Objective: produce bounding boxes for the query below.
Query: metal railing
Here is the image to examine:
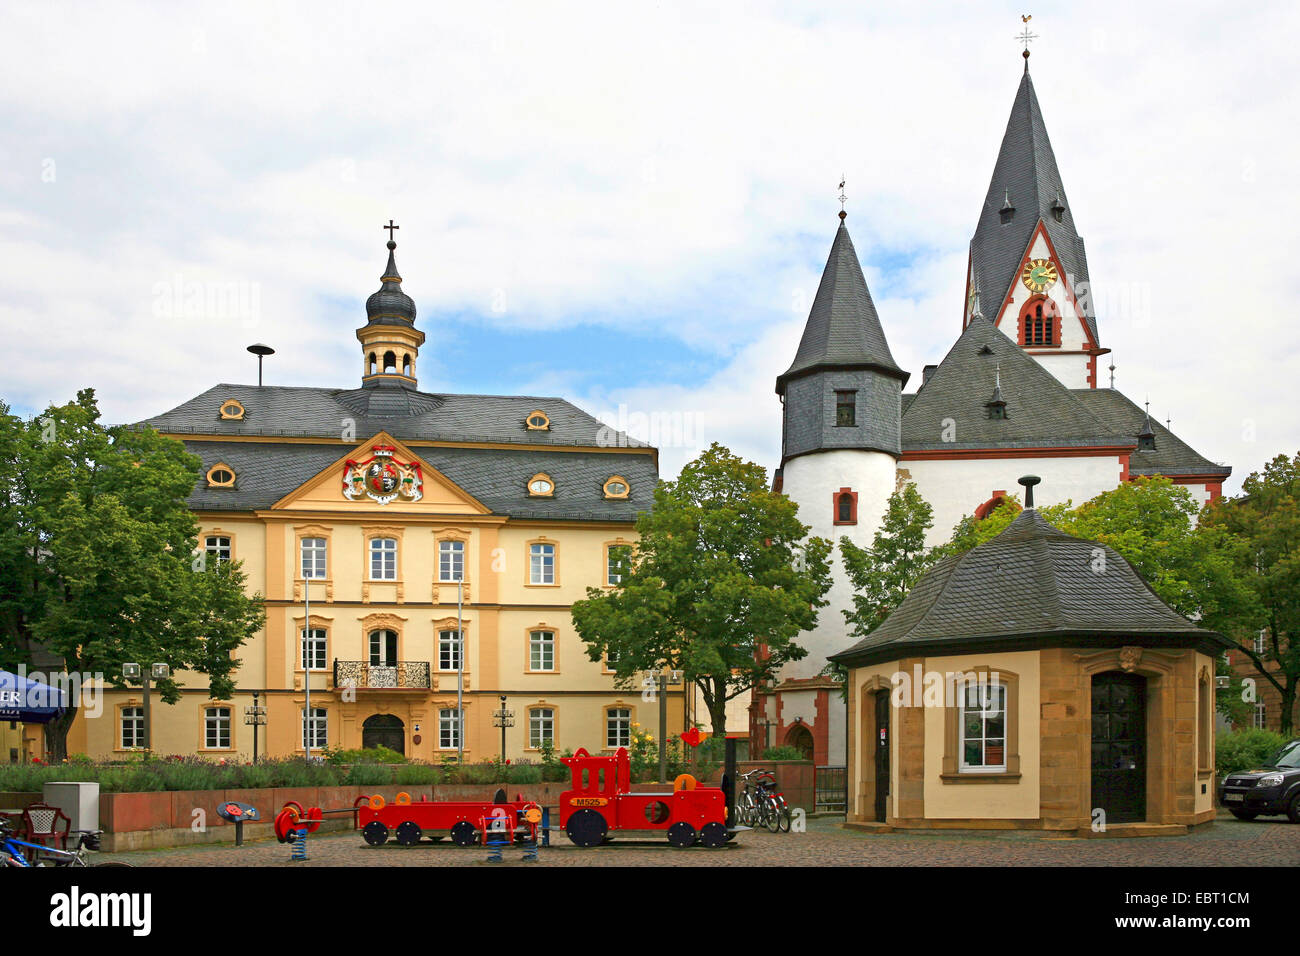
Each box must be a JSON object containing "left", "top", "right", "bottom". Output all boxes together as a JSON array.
[
  {"left": 814, "top": 765, "right": 847, "bottom": 814},
  {"left": 332, "top": 660, "right": 431, "bottom": 690}
]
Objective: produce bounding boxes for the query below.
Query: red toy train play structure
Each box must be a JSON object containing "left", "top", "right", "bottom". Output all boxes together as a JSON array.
[
  {"left": 290, "top": 745, "right": 737, "bottom": 850},
  {"left": 559, "top": 747, "right": 732, "bottom": 847}
]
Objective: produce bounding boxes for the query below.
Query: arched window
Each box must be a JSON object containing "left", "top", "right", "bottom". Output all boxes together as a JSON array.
[
  {"left": 1018, "top": 296, "right": 1059, "bottom": 347},
  {"left": 368, "top": 353, "right": 377, "bottom": 375},
  {"left": 402, "top": 354, "right": 411, "bottom": 376},
  {"left": 833, "top": 487, "right": 857, "bottom": 526},
  {"left": 383, "top": 351, "right": 397, "bottom": 374},
  {"left": 974, "top": 492, "right": 1007, "bottom": 520}
]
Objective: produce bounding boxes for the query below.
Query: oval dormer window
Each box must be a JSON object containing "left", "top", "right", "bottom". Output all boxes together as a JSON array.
[
  {"left": 207, "top": 464, "right": 236, "bottom": 487},
  {"left": 528, "top": 474, "right": 554, "bottom": 497},
  {"left": 526, "top": 410, "right": 550, "bottom": 431},
  {"left": 603, "top": 476, "right": 630, "bottom": 499},
  {"left": 219, "top": 399, "right": 245, "bottom": 421}
]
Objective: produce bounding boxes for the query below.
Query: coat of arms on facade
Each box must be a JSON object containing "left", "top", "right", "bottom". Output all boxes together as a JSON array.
[
  {"left": 342, "top": 445, "right": 423, "bottom": 505},
  {"left": 1118, "top": 646, "right": 1143, "bottom": 673}
]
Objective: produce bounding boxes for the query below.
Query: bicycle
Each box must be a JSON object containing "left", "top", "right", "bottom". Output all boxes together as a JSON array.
[
  {"left": 1, "top": 820, "right": 133, "bottom": 867},
  {"left": 739, "top": 769, "right": 792, "bottom": 833}
]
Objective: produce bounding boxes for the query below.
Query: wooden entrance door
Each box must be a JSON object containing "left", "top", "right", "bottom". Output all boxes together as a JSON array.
[
  {"left": 874, "top": 691, "right": 890, "bottom": 823},
  {"left": 1091, "top": 672, "right": 1146, "bottom": 824},
  {"left": 362, "top": 713, "right": 405, "bottom": 755}
]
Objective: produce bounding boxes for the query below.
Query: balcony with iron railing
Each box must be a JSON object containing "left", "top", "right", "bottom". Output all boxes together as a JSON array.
[{"left": 332, "top": 660, "right": 431, "bottom": 690}]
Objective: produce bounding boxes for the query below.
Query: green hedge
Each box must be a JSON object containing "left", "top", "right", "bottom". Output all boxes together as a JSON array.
[
  {"left": 0, "top": 755, "right": 565, "bottom": 793},
  {"left": 1216, "top": 729, "right": 1289, "bottom": 777}
]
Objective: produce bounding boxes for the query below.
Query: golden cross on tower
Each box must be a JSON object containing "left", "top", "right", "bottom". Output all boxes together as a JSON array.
[
  {"left": 1017, "top": 14, "right": 1037, "bottom": 69},
  {"left": 383, "top": 219, "right": 400, "bottom": 242}
]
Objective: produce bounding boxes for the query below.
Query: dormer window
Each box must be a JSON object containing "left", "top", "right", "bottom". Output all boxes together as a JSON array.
[
  {"left": 603, "top": 476, "right": 630, "bottom": 499},
  {"left": 526, "top": 410, "right": 550, "bottom": 431},
  {"left": 1137, "top": 433, "right": 1156, "bottom": 451},
  {"left": 987, "top": 402, "right": 1008, "bottom": 421},
  {"left": 999, "top": 190, "right": 1015, "bottom": 225},
  {"left": 206, "top": 463, "right": 236, "bottom": 487},
  {"left": 528, "top": 473, "right": 555, "bottom": 497},
  {"left": 218, "top": 399, "right": 245, "bottom": 421}
]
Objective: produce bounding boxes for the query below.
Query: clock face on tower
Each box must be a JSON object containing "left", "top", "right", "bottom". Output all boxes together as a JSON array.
[{"left": 1021, "top": 258, "right": 1058, "bottom": 294}]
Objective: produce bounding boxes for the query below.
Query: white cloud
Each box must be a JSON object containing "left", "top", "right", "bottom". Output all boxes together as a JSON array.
[{"left": 0, "top": 2, "right": 1294, "bottom": 492}]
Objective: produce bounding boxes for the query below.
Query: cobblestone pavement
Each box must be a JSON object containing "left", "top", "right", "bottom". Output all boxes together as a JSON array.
[{"left": 102, "top": 813, "right": 1300, "bottom": 867}]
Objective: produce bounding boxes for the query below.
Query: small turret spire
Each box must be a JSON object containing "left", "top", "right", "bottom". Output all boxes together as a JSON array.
[
  {"left": 1138, "top": 399, "right": 1156, "bottom": 450},
  {"left": 356, "top": 221, "right": 425, "bottom": 388},
  {"left": 838, "top": 175, "right": 847, "bottom": 222}
]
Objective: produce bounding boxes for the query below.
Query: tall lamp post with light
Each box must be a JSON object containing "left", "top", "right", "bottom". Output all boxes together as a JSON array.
[
  {"left": 643, "top": 667, "right": 683, "bottom": 784},
  {"left": 492, "top": 695, "right": 514, "bottom": 763},
  {"left": 122, "top": 663, "right": 170, "bottom": 752},
  {"left": 244, "top": 691, "right": 267, "bottom": 764}
]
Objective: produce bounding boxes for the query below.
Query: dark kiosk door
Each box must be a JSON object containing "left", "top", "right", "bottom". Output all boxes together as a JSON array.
[
  {"left": 1091, "top": 672, "right": 1146, "bottom": 824},
  {"left": 874, "top": 691, "right": 890, "bottom": 823}
]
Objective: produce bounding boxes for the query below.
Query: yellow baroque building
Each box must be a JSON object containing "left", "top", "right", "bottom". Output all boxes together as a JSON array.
[{"left": 67, "top": 235, "right": 685, "bottom": 762}]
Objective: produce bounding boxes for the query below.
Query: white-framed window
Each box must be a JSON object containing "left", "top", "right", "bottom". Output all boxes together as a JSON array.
[
  {"left": 369, "top": 537, "right": 398, "bottom": 580},
  {"left": 529, "top": 708, "right": 554, "bottom": 749},
  {"left": 606, "top": 647, "right": 621, "bottom": 667},
  {"left": 301, "top": 627, "right": 327, "bottom": 671},
  {"left": 439, "top": 539, "right": 465, "bottom": 582},
  {"left": 530, "top": 630, "right": 555, "bottom": 671},
  {"left": 1254, "top": 703, "right": 1267, "bottom": 730},
  {"left": 606, "top": 707, "right": 631, "bottom": 749},
  {"left": 1254, "top": 630, "right": 1267, "bottom": 656},
  {"left": 607, "top": 544, "right": 631, "bottom": 586},
  {"left": 438, "top": 630, "right": 462, "bottom": 671},
  {"left": 205, "top": 535, "right": 231, "bottom": 565},
  {"left": 204, "top": 706, "right": 231, "bottom": 749},
  {"left": 369, "top": 629, "right": 397, "bottom": 667},
  {"left": 960, "top": 682, "right": 1007, "bottom": 771},
  {"left": 301, "top": 537, "right": 327, "bottom": 579},
  {"left": 529, "top": 543, "right": 555, "bottom": 585},
  {"left": 439, "top": 708, "right": 461, "bottom": 750},
  {"left": 302, "top": 707, "right": 328, "bottom": 750},
  {"left": 121, "top": 706, "right": 144, "bottom": 749}
]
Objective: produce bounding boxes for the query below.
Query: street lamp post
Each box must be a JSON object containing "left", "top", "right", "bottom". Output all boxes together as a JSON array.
[
  {"left": 645, "top": 667, "right": 684, "bottom": 784},
  {"left": 123, "top": 663, "right": 170, "bottom": 752},
  {"left": 456, "top": 578, "right": 464, "bottom": 763},
  {"left": 492, "top": 695, "right": 514, "bottom": 763},
  {"left": 244, "top": 691, "right": 267, "bottom": 764}
]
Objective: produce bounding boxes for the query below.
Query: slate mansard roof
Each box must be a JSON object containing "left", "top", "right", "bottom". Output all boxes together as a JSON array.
[
  {"left": 145, "top": 384, "right": 655, "bottom": 522},
  {"left": 830, "top": 508, "right": 1229, "bottom": 667},
  {"left": 776, "top": 220, "right": 908, "bottom": 393},
  {"left": 969, "top": 70, "right": 1099, "bottom": 346}
]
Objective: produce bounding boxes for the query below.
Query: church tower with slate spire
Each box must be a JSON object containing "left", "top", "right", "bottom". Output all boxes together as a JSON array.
[
  {"left": 765, "top": 212, "right": 908, "bottom": 764},
  {"left": 963, "top": 64, "right": 1110, "bottom": 389}
]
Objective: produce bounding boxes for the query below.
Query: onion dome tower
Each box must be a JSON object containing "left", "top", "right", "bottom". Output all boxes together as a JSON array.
[{"left": 357, "top": 222, "right": 425, "bottom": 388}]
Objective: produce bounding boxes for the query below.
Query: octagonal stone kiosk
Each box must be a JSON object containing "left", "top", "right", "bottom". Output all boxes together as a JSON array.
[{"left": 830, "top": 504, "right": 1230, "bottom": 835}]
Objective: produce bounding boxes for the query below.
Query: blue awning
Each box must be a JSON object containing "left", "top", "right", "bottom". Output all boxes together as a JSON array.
[{"left": 0, "top": 670, "right": 68, "bottom": 724}]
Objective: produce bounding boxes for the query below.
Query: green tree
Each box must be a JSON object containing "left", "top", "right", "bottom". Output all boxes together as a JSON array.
[
  {"left": 570, "top": 443, "right": 833, "bottom": 739},
  {"left": 839, "top": 482, "right": 939, "bottom": 639},
  {"left": 1203, "top": 454, "right": 1300, "bottom": 735},
  {"left": 0, "top": 390, "right": 265, "bottom": 759}
]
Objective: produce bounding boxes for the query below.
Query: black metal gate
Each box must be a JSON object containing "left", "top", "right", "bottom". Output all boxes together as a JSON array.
[{"left": 815, "top": 765, "right": 847, "bottom": 814}]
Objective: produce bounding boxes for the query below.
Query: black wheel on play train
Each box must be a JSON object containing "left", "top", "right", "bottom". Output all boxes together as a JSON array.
[
  {"left": 450, "top": 821, "right": 479, "bottom": 846},
  {"left": 698, "top": 822, "right": 728, "bottom": 848},
  {"left": 362, "top": 821, "right": 389, "bottom": 846},
  {"left": 666, "top": 821, "right": 697, "bottom": 848},
  {"left": 395, "top": 821, "right": 423, "bottom": 846},
  {"left": 564, "top": 809, "right": 609, "bottom": 848}
]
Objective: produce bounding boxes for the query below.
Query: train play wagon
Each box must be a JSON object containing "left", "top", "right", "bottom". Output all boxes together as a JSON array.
[
  {"left": 356, "top": 790, "right": 541, "bottom": 847},
  {"left": 559, "top": 747, "right": 733, "bottom": 848}
]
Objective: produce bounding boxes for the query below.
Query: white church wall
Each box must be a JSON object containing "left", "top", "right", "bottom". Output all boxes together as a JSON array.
[
  {"left": 904, "top": 453, "right": 1125, "bottom": 548},
  {"left": 782, "top": 450, "right": 897, "bottom": 679},
  {"left": 1030, "top": 351, "right": 1092, "bottom": 389}
]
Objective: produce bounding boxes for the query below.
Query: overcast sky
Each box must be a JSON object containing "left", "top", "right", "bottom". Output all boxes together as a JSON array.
[{"left": 1, "top": 1, "right": 1294, "bottom": 494}]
